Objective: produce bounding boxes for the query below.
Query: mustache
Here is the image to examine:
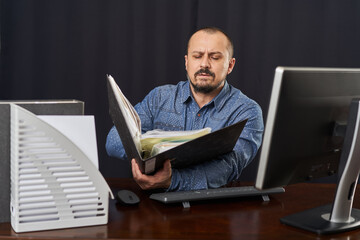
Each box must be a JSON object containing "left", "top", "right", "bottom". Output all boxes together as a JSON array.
[{"left": 194, "top": 68, "right": 215, "bottom": 77}]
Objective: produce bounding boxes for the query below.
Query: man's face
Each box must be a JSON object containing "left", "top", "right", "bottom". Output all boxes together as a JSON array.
[{"left": 185, "top": 31, "right": 235, "bottom": 94}]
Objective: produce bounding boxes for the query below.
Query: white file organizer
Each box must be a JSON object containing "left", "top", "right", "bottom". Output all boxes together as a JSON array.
[{"left": 10, "top": 104, "right": 113, "bottom": 233}]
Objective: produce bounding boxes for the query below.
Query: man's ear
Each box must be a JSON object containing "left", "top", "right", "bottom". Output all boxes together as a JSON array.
[
  {"left": 227, "top": 58, "right": 236, "bottom": 75},
  {"left": 184, "top": 55, "right": 188, "bottom": 70}
]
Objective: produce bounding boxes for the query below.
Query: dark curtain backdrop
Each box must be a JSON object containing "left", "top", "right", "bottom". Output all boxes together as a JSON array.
[{"left": 1, "top": 0, "right": 360, "bottom": 180}]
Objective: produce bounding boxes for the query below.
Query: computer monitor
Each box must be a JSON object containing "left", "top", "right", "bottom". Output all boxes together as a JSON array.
[{"left": 255, "top": 67, "right": 360, "bottom": 234}]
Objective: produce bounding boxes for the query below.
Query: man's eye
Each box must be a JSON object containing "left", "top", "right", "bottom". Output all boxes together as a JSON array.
[
  {"left": 211, "top": 56, "right": 221, "bottom": 60},
  {"left": 193, "top": 55, "right": 202, "bottom": 59}
]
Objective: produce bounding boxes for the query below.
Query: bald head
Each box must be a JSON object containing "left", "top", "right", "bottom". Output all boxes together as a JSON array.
[{"left": 187, "top": 27, "right": 234, "bottom": 59}]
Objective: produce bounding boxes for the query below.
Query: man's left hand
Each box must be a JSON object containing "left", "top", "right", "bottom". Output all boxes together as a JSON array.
[{"left": 131, "top": 158, "right": 172, "bottom": 190}]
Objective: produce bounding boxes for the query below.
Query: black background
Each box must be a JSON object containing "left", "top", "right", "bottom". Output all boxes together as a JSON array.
[{"left": 1, "top": 0, "right": 360, "bottom": 180}]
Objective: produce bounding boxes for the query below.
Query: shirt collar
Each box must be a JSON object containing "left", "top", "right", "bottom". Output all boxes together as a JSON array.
[
  {"left": 181, "top": 80, "right": 231, "bottom": 111},
  {"left": 181, "top": 81, "right": 193, "bottom": 103},
  {"left": 212, "top": 81, "right": 230, "bottom": 111}
]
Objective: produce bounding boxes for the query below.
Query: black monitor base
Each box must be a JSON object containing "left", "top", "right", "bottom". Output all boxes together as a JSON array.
[{"left": 281, "top": 204, "right": 360, "bottom": 235}]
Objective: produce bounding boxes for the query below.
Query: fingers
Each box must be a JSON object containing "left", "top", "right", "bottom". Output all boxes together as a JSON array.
[
  {"left": 131, "top": 159, "right": 147, "bottom": 189},
  {"left": 161, "top": 160, "right": 172, "bottom": 188},
  {"left": 131, "top": 158, "right": 172, "bottom": 190},
  {"left": 163, "top": 159, "right": 171, "bottom": 171},
  {"left": 131, "top": 158, "right": 141, "bottom": 179},
  {"left": 131, "top": 159, "right": 152, "bottom": 189}
]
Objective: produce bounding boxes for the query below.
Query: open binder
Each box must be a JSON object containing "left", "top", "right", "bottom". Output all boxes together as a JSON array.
[
  {"left": 107, "top": 75, "right": 247, "bottom": 174},
  {"left": 10, "top": 104, "right": 113, "bottom": 233}
]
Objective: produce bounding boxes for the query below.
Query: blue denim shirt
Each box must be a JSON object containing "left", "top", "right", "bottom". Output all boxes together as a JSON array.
[{"left": 106, "top": 80, "right": 264, "bottom": 191}]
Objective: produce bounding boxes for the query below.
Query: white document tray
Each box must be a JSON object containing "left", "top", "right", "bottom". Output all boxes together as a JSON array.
[{"left": 10, "top": 104, "right": 113, "bottom": 233}]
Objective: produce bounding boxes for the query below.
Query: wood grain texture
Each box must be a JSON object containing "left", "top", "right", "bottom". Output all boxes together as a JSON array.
[{"left": 1, "top": 178, "right": 360, "bottom": 240}]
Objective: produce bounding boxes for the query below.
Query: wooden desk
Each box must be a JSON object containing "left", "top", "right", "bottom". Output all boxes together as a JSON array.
[{"left": 1, "top": 178, "right": 360, "bottom": 240}]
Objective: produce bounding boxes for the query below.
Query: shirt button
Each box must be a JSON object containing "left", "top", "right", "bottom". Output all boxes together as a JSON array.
[{"left": 197, "top": 113, "right": 201, "bottom": 117}]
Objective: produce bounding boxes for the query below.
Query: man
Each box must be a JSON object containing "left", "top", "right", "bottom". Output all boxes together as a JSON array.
[{"left": 106, "top": 27, "right": 264, "bottom": 191}]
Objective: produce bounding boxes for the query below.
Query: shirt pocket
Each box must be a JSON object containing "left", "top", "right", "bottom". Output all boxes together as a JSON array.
[{"left": 153, "top": 111, "right": 184, "bottom": 131}]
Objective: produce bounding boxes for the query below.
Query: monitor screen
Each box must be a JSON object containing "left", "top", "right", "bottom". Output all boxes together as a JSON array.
[
  {"left": 256, "top": 67, "right": 360, "bottom": 189},
  {"left": 254, "top": 66, "right": 360, "bottom": 234}
]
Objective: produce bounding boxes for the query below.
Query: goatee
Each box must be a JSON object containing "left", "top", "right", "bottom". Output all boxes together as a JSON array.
[{"left": 187, "top": 74, "right": 225, "bottom": 94}]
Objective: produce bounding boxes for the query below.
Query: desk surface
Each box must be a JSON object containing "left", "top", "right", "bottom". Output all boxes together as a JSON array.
[{"left": 1, "top": 178, "right": 360, "bottom": 240}]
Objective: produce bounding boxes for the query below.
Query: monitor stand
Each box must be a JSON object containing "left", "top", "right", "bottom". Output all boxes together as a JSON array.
[{"left": 281, "top": 99, "right": 360, "bottom": 235}]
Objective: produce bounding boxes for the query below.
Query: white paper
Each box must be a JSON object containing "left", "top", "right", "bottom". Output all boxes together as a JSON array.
[
  {"left": 107, "top": 75, "right": 142, "bottom": 155},
  {"left": 38, "top": 115, "right": 99, "bottom": 169}
]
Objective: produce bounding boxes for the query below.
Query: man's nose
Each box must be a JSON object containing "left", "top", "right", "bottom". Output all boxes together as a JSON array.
[{"left": 200, "top": 56, "right": 210, "bottom": 68}]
